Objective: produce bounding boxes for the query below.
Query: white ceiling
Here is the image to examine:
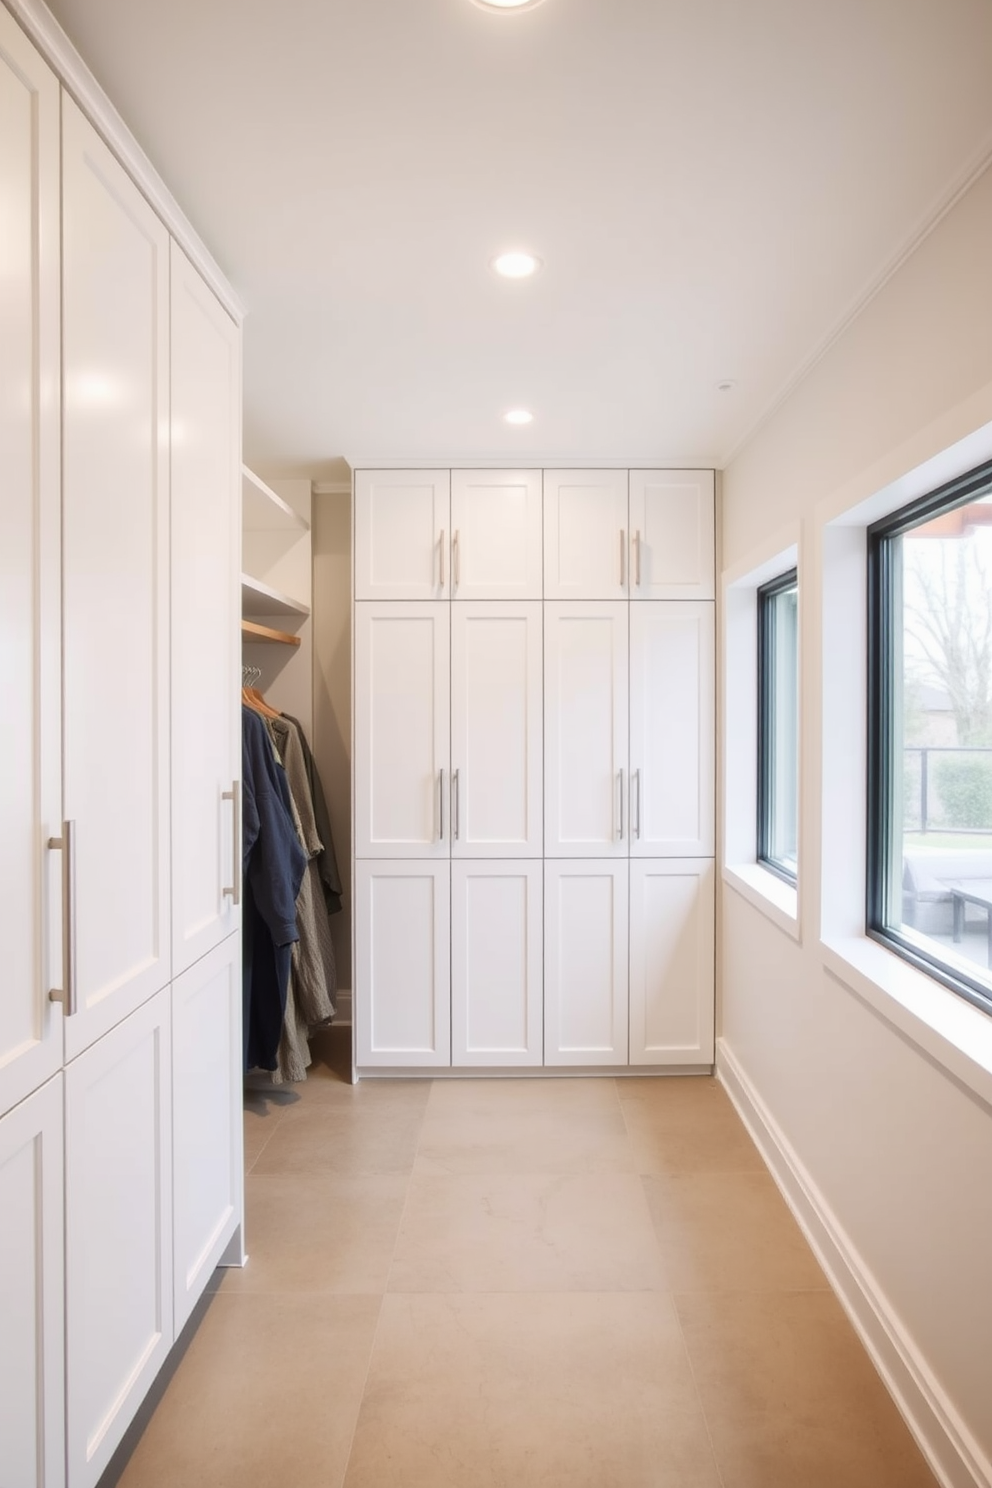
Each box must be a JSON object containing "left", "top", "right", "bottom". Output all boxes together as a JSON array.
[{"left": 43, "top": 0, "right": 992, "bottom": 479}]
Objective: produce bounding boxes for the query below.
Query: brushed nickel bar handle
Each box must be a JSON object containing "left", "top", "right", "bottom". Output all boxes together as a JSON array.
[
  {"left": 634, "top": 530, "right": 642, "bottom": 588},
  {"left": 222, "top": 782, "right": 241, "bottom": 905},
  {"left": 439, "top": 529, "right": 446, "bottom": 591},
  {"left": 634, "top": 768, "right": 642, "bottom": 840},
  {"left": 453, "top": 530, "right": 460, "bottom": 592},
  {"left": 620, "top": 529, "right": 626, "bottom": 588},
  {"left": 48, "top": 820, "right": 77, "bottom": 1016},
  {"left": 453, "top": 768, "right": 460, "bottom": 840}
]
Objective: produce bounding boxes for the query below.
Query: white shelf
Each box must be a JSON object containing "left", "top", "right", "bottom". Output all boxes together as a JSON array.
[
  {"left": 241, "top": 573, "right": 310, "bottom": 618},
  {"left": 242, "top": 466, "right": 309, "bottom": 533}
]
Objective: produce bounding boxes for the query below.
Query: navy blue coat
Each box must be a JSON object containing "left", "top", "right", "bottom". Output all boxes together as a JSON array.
[{"left": 241, "top": 705, "right": 306, "bottom": 1071}]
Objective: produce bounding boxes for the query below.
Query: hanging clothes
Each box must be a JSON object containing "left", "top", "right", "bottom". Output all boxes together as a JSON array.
[
  {"left": 241, "top": 704, "right": 307, "bottom": 1072},
  {"left": 280, "top": 712, "right": 344, "bottom": 915}
]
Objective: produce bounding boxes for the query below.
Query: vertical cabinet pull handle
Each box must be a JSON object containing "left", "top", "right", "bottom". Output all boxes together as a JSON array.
[
  {"left": 617, "top": 770, "right": 625, "bottom": 840},
  {"left": 222, "top": 782, "right": 241, "bottom": 905},
  {"left": 634, "top": 530, "right": 642, "bottom": 588},
  {"left": 48, "top": 821, "right": 78, "bottom": 1016},
  {"left": 439, "top": 529, "right": 446, "bottom": 590},
  {"left": 634, "top": 768, "right": 642, "bottom": 839},
  {"left": 453, "top": 530, "right": 461, "bottom": 591},
  {"left": 619, "top": 529, "right": 626, "bottom": 588},
  {"left": 438, "top": 769, "right": 445, "bottom": 841},
  {"left": 453, "top": 768, "right": 460, "bottom": 840}
]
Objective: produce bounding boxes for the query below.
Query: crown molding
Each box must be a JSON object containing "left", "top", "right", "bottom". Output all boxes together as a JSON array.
[
  {"left": 5, "top": 0, "right": 246, "bottom": 324},
  {"left": 312, "top": 481, "right": 352, "bottom": 497}
]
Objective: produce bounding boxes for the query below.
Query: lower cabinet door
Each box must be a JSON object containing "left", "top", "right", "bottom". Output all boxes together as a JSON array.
[
  {"left": 452, "top": 860, "right": 543, "bottom": 1067},
  {"left": 355, "top": 860, "right": 451, "bottom": 1068},
  {"left": 0, "top": 1076, "right": 65, "bottom": 1488},
  {"left": 65, "top": 988, "right": 173, "bottom": 1488},
  {"left": 544, "top": 860, "right": 628, "bottom": 1066},
  {"left": 629, "top": 859, "right": 714, "bottom": 1066},
  {"left": 172, "top": 933, "right": 243, "bottom": 1333}
]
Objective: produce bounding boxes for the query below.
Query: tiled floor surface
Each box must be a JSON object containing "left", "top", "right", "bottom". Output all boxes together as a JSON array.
[{"left": 108, "top": 1027, "right": 937, "bottom": 1488}]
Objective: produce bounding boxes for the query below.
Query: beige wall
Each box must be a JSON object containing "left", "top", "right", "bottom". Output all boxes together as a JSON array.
[
  {"left": 312, "top": 489, "right": 352, "bottom": 1004},
  {"left": 721, "top": 162, "right": 992, "bottom": 1480}
]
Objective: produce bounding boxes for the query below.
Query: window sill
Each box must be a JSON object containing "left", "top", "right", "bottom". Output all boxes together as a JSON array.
[
  {"left": 723, "top": 863, "right": 800, "bottom": 941},
  {"left": 821, "top": 934, "right": 992, "bottom": 1113}
]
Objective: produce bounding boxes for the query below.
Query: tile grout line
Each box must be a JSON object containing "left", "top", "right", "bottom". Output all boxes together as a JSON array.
[
  {"left": 335, "top": 1081, "right": 434, "bottom": 1488},
  {"left": 665, "top": 1276, "right": 730, "bottom": 1488}
]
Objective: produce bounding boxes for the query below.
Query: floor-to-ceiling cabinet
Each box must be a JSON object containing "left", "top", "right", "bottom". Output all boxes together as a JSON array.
[
  {"left": 0, "top": 6, "right": 243, "bottom": 1484},
  {"left": 353, "top": 467, "right": 715, "bottom": 1075}
]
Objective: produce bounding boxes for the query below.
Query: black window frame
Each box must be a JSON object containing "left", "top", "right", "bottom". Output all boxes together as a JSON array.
[
  {"left": 867, "top": 456, "right": 992, "bottom": 1018},
  {"left": 757, "top": 567, "right": 799, "bottom": 886}
]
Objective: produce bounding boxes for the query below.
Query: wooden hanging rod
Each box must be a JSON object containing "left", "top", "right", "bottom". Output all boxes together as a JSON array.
[{"left": 241, "top": 619, "right": 302, "bottom": 647}]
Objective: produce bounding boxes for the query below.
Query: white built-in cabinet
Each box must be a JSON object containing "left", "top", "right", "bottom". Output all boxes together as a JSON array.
[
  {"left": 0, "top": 7, "right": 243, "bottom": 1484},
  {"left": 353, "top": 467, "right": 715, "bottom": 1073}
]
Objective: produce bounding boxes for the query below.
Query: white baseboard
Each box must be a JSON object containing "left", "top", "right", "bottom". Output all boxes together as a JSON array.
[{"left": 716, "top": 1038, "right": 991, "bottom": 1488}]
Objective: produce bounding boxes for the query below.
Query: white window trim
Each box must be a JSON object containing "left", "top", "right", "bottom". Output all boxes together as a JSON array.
[
  {"left": 817, "top": 413, "right": 992, "bottom": 1110},
  {"left": 722, "top": 528, "right": 801, "bottom": 940}
]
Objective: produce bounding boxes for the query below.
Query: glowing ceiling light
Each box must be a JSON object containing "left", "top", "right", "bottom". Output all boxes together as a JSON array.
[
  {"left": 504, "top": 409, "right": 534, "bottom": 425},
  {"left": 492, "top": 250, "right": 543, "bottom": 279}
]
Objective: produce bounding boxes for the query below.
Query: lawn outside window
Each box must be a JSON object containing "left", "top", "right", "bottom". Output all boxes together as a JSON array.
[{"left": 867, "top": 457, "right": 992, "bottom": 1017}]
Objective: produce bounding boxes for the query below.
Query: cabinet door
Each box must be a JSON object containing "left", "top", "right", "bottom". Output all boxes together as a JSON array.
[
  {"left": 629, "top": 860, "right": 714, "bottom": 1066},
  {"left": 172, "top": 934, "right": 243, "bottom": 1333},
  {"left": 355, "top": 603, "right": 450, "bottom": 858},
  {"left": 543, "top": 469, "right": 628, "bottom": 599},
  {"left": 355, "top": 469, "right": 450, "bottom": 599},
  {"left": 170, "top": 243, "right": 242, "bottom": 975},
  {"left": 355, "top": 861, "right": 450, "bottom": 1068},
  {"left": 630, "top": 602, "right": 715, "bottom": 857},
  {"left": 452, "top": 861, "right": 542, "bottom": 1067},
  {"left": 62, "top": 97, "right": 171, "bottom": 1062},
  {"left": 450, "top": 469, "right": 542, "bottom": 599},
  {"left": 0, "top": 1077, "right": 65, "bottom": 1488},
  {"left": 451, "top": 603, "right": 542, "bottom": 857},
  {"left": 545, "top": 603, "right": 629, "bottom": 857},
  {"left": 65, "top": 988, "right": 173, "bottom": 1488},
  {"left": 0, "top": 13, "right": 62, "bottom": 1119},
  {"left": 629, "top": 470, "right": 715, "bottom": 600},
  {"left": 544, "top": 860, "right": 628, "bottom": 1066}
]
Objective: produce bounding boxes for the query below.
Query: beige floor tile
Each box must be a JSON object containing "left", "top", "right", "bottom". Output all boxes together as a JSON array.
[
  {"left": 218, "top": 1173, "right": 408, "bottom": 1294},
  {"left": 675, "top": 1291, "right": 937, "bottom": 1487},
  {"left": 115, "top": 1293, "right": 381, "bottom": 1488},
  {"left": 622, "top": 1083, "right": 765, "bottom": 1174},
  {"left": 252, "top": 1104, "right": 425, "bottom": 1176},
  {"left": 426, "top": 1075, "right": 621, "bottom": 1117},
  {"left": 389, "top": 1171, "right": 668, "bottom": 1292},
  {"left": 343, "top": 1292, "right": 722, "bottom": 1488},
  {"left": 643, "top": 1171, "right": 829, "bottom": 1292},
  {"left": 415, "top": 1105, "right": 636, "bottom": 1176}
]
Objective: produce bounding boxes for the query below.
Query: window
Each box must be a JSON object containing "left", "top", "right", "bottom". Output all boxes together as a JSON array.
[
  {"left": 868, "top": 458, "right": 992, "bottom": 1016},
  {"left": 757, "top": 569, "right": 798, "bottom": 884}
]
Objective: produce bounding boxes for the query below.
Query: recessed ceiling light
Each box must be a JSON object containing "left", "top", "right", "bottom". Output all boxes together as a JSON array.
[
  {"left": 473, "top": 0, "right": 546, "bottom": 10},
  {"left": 492, "top": 250, "right": 543, "bottom": 279},
  {"left": 504, "top": 409, "right": 534, "bottom": 425}
]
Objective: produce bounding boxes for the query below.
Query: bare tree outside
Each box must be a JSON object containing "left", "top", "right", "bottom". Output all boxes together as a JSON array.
[{"left": 904, "top": 527, "right": 992, "bottom": 747}]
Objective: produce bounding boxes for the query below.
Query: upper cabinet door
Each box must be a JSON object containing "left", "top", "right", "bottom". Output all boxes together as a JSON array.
[
  {"left": 62, "top": 98, "right": 172, "bottom": 1062},
  {"left": 170, "top": 244, "right": 242, "bottom": 977},
  {"left": 630, "top": 602, "right": 715, "bottom": 857},
  {"left": 450, "top": 470, "right": 542, "bottom": 599},
  {"left": 0, "top": 15, "right": 62, "bottom": 1121},
  {"left": 629, "top": 470, "right": 715, "bottom": 600},
  {"left": 544, "top": 470, "right": 628, "bottom": 600},
  {"left": 451, "top": 603, "right": 542, "bottom": 858},
  {"left": 545, "top": 603, "right": 629, "bottom": 857},
  {"left": 354, "top": 603, "right": 451, "bottom": 858},
  {"left": 355, "top": 469, "right": 450, "bottom": 600}
]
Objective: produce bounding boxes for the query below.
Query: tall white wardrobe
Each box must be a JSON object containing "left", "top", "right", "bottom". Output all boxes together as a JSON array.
[
  {"left": 353, "top": 468, "right": 715, "bottom": 1075},
  {"left": 0, "top": 5, "right": 243, "bottom": 1485}
]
